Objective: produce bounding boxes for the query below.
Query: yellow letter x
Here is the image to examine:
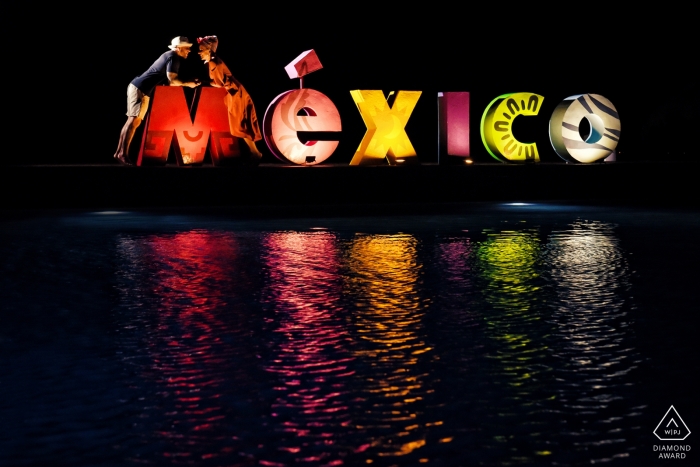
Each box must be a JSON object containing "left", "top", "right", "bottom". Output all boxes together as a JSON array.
[{"left": 350, "top": 90, "right": 421, "bottom": 165}]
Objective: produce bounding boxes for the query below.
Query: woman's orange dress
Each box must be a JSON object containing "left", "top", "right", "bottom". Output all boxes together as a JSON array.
[{"left": 208, "top": 57, "right": 262, "bottom": 142}]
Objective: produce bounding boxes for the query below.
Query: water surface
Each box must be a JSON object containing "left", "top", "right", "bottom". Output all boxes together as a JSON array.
[{"left": 1, "top": 204, "right": 698, "bottom": 466}]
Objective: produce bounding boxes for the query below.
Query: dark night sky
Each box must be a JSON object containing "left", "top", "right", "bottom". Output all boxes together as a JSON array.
[{"left": 36, "top": 6, "right": 696, "bottom": 165}]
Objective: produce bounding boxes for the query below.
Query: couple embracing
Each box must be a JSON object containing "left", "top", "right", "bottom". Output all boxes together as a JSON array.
[{"left": 114, "top": 36, "right": 262, "bottom": 166}]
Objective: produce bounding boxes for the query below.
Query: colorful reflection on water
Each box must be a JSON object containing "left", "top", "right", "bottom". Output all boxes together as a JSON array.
[
  {"left": 2, "top": 209, "right": 672, "bottom": 466},
  {"left": 544, "top": 221, "right": 640, "bottom": 464},
  {"left": 344, "top": 235, "right": 438, "bottom": 461},
  {"left": 115, "top": 231, "right": 249, "bottom": 462},
  {"left": 261, "top": 231, "right": 353, "bottom": 465},
  {"left": 474, "top": 230, "right": 555, "bottom": 462}
]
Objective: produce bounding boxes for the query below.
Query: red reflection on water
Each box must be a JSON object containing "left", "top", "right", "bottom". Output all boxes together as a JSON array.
[
  {"left": 261, "top": 231, "right": 354, "bottom": 465},
  {"left": 118, "top": 230, "right": 244, "bottom": 462}
]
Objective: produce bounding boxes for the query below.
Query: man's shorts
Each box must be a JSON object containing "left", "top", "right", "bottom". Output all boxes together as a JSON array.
[{"left": 126, "top": 83, "right": 150, "bottom": 119}]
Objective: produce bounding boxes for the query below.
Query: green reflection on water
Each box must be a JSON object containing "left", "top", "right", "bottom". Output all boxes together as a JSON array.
[
  {"left": 475, "top": 229, "right": 552, "bottom": 462},
  {"left": 476, "top": 231, "right": 546, "bottom": 362}
]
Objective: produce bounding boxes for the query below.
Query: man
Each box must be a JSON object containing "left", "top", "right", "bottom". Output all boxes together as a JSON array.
[{"left": 114, "top": 36, "right": 200, "bottom": 165}]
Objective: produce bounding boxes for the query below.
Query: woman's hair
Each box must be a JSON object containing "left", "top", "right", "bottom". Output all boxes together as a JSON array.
[{"left": 197, "top": 35, "right": 219, "bottom": 53}]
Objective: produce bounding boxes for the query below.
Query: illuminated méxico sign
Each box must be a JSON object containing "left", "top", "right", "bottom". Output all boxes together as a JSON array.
[{"left": 138, "top": 50, "right": 620, "bottom": 166}]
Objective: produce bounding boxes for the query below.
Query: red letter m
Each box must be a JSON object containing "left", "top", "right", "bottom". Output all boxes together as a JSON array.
[{"left": 137, "top": 86, "right": 240, "bottom": 166}]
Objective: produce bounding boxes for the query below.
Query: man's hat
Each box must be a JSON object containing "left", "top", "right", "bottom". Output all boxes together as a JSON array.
[{"left": 168, "top": 36, "right": 193, "bottom": 49}]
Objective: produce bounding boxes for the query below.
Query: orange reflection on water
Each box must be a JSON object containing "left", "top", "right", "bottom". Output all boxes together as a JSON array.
[
  {"left": 261, "top": 231, "right": 354, "bottom": 465},
  {"left": 344, "top": 234, "right": 438, "bottom": 460}
]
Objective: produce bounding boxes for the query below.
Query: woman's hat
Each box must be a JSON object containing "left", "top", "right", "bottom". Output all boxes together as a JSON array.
[{"left": 197, "top": 35, "right": 218, "bottom": 53}]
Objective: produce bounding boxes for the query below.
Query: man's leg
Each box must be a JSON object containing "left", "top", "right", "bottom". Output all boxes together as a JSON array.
[
  {"left": 115, "top": 85, "right": 148, "bottom": 165},
  {"left": 114, "top": 116, "right": 140, "bottom": 165}
]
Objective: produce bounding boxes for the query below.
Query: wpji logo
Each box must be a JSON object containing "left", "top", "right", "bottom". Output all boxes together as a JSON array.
[{"left": 654, "top": 406, "right": 690, "bottom": 441}]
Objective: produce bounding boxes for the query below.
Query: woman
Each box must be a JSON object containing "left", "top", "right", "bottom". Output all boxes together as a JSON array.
[{"left": 197, "top": 35, "right": 263, "bottom": 161}]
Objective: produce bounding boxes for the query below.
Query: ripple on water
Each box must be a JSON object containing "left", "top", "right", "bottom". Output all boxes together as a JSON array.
[{"left": 0, "top": 211, "right": 658, "bottom": 466}]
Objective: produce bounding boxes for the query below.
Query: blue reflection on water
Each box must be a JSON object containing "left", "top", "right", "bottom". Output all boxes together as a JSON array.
[{"left": 0, "top": 205, "right": 698, "bottom": 466}]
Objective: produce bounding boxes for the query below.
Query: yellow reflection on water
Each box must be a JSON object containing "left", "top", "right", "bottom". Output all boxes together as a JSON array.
[
  {"left": 473, "top": 222, "right": 636, "bottom": 464},
  {"left": 477, "top": 231, "right": 541, "bottom": 308},
  {"left": 344, "top": 234, "right": 436, "bottom": 459},
  {"left": 476, "top": 230, "right": 548, "bottom": 393}
]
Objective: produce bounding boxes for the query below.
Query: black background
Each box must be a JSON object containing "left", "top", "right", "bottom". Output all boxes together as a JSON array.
[{"left": 32, "top": 5, "right": 696, "bottom": 165}]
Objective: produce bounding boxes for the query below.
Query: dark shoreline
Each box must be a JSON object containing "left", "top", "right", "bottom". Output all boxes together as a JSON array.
[{"left": 3, "top": 161, "right": 698, "bottom": 212}]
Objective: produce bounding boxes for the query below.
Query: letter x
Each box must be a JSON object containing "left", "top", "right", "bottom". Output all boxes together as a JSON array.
[{"left": 350, "top": 90, "right": 421, "bottom": 165}]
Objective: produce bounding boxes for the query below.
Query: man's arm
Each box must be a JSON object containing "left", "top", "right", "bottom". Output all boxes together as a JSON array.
[{"left": 167, "top": 72, "right": 199, "bottom": 88}]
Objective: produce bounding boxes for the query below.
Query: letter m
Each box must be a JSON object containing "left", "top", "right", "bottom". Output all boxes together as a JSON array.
[{"left": 137, "top": 86, "right": 240, "bottom": 166}]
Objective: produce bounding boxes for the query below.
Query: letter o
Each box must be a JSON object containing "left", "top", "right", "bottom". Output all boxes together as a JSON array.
[{"left": 549, "top": 94, "right": 621, "bottom": 163}]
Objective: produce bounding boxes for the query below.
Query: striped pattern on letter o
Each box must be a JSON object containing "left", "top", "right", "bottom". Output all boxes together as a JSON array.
[{"left": 549, "top": 94, "right": 621, "bottom": 163}]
